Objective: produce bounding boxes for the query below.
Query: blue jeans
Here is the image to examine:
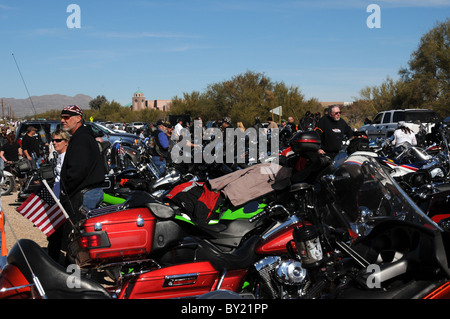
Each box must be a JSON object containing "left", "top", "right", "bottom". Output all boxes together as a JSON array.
[
  {"left": 152, "top": 156, "right": 166, "bottom": 176},
  {"left": 0, "top": 256, "right": 6, "bottom": 270},
  {"left": 82, "top": 188, "right": 104, "bottom": 211}
]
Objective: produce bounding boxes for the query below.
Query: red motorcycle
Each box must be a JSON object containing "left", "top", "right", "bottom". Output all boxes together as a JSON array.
[
  {"left": 3, "top": 139, "right": 450, "bottom": 299},
  {"left": 0, "top": 182, "right": 317, "bottom": 299}
]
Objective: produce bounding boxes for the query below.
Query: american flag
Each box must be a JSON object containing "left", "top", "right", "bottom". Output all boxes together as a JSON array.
[{"left": 16, "top": 187, "right": 67, "bottom": 237}]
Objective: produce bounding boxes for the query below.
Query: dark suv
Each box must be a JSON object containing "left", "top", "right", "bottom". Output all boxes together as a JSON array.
[
  {"left": 16, "top": 120, "right": 141, "bottom": 147},
  {"left": 15, "top": 120, "right": 62, "bottom": 145}
]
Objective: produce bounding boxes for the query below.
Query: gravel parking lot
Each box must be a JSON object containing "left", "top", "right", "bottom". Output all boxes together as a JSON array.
[{"left": 2, "top": 190, "right": 48, "bottom": 253}]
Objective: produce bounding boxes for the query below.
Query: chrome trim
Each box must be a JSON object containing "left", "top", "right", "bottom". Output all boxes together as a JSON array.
[
  {"left": 136, "top": 215, "right": 144, "bottom": 227},
  {"left": 0, "top": 283, "right": 35, "bottom": 293},
  {"left": 163, "top": 273, "right": 199, "bottom": 287},
  {"left": 86, "top": 204, "right": 123, "bottom": 219},
  {"left": 254, "top": 256, "right": 281, "bottom": 272},
  {"left": 261, "top": 215, "right": 300, "bottom": 241},
  {"left": 215, "top": 269, "right": 227, "bottom": 290}
]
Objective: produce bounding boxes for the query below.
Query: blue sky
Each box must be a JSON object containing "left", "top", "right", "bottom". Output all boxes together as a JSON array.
[{"left": 1, "top": 1, "right": 449, "bottom": 108}]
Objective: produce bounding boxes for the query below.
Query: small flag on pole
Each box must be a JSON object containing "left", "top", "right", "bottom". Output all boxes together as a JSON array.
[{"left": 16, "top": 186, "right": 68, "bottom": 237}]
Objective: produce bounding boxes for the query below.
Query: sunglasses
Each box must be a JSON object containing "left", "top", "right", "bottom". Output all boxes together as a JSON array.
[
  {"left": 60, "top": 115, "right": 72, "bottom": 120},
  {"left": 332, "top": 112, "right": 342, "bottom": 115},
  {"left": 52, "top": 139, "right": 66, "bottom": 143}
]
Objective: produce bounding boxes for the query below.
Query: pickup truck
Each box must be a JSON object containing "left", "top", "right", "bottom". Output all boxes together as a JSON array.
[{"left": 360, "top": 109, "right": 439, "bottom": 140}]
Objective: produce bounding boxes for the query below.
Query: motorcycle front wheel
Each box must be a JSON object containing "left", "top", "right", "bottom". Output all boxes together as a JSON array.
[{"left": 0, "top": 175, "right": 15, "bottom": 196}]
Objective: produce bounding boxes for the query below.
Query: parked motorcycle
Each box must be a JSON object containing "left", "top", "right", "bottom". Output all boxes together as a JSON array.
[
  {"left": 2, "top": 158, "right": 56, "bottom": 201},
  {"left": 0, "top": 169, "right": 15, "bottom": 196},
  {"left": 2, "top": 143, "right": 450, "bottom": 299},
  {"left": 0, "top": 134, "right": 320, "bottom": 299}
]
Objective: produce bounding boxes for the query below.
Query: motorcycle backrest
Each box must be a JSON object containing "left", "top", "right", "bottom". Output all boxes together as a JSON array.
[{"left": 122, "top": 191, "right": 175, "bottom": 219}]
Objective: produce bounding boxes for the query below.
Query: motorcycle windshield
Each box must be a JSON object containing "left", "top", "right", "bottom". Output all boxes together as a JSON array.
[{"left": 326, "top": 157, "right": 442, "bottom": 235}]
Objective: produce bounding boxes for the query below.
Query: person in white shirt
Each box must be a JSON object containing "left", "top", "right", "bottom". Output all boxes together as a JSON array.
[
  {"left": 172, "top": 118, "right": 184, "bottom": 141},
  {"left": 47, "top": 129, "right": 70, "bottom": 262},
  {"left": 51, "top": 129, "right": 70, "bottom": 198},
  {"left": 392, "top": 121, "right": 417, "bottom": 147}
]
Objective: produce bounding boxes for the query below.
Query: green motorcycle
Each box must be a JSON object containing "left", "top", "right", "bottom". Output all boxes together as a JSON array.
[{"left": 102, "top": 192, "right": 266, "bottom": 226}]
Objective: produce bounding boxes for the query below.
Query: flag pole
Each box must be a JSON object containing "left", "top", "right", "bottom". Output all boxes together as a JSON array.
[{"left": 41, "top": 179, "right": 74, "bottom": 227}]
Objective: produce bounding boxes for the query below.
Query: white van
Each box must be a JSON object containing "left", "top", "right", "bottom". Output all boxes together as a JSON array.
[{"left": 360, "top": 109, "right": 439, "bottom": 140}]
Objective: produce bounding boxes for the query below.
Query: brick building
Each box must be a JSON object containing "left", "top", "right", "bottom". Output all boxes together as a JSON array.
[{"left": 131, "top": 90, "right": 171, "bottom": 112}]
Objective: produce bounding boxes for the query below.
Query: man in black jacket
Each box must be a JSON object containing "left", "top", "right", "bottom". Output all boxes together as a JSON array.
[
  {"left": 60, "top": 105, "right": 105, "bottom": 223},
  {"left": 314, "top": 105, "right": 353, "bottom": 159}
]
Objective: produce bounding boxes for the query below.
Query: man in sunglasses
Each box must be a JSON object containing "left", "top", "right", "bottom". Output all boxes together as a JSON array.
[
  {"left": 59, "top": 105, "right": 106, "bottom": 225},
  {"left": 314, "top": 105, "right": 353, "bottom": 160}
]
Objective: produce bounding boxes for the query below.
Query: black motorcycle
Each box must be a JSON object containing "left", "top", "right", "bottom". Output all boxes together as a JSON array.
[{"left": 14, "top": 158, "right": 55, "bottom": 201}]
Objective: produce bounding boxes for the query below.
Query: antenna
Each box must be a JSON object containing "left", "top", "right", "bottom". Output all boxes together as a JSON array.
[{"left": 12, "top": 53, "right": 37, "bottom": 117}]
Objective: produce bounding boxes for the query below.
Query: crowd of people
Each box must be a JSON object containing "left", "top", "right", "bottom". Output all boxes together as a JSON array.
[{"left": 0, "top": 103, "right": 355, "bottom": 267}]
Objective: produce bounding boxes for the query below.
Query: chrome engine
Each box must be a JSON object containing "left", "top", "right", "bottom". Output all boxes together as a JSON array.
[{"left": 254, "top": 256, "right": 309, "bottom": 299}]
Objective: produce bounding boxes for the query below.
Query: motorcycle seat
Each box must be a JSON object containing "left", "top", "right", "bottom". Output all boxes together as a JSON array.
[
  {"left": 195, "top": 235, "right": 260, "bottom": 270},
  {"left": 122, "top": 191, "right": 175, "bottom": 219},
  {"left": 7, "top": 239, "right": 111, "bottom": 299}
]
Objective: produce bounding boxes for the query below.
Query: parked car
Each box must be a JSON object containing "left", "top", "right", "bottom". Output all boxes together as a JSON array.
[
  {"left": 127, "top": 122, "right": 145, "bottom": 133},
  {"left": 15, "top": 120, "right": 62, "bottom": 146},
  {"left": 360, "top": 109, "right": 439, "bottom": 140},
  {"left": 86, "top": 122, "right": 141, "bottom": 146},
  {"left": 16, "top": 120, "right": 140, "bottom": 148}
]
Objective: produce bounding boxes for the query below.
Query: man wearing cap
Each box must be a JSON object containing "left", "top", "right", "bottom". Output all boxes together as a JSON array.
[
  {"left": 22, "top": 126, "right": 42, "bottom": 162},
  {"left": 60, "top": 105, "right": 105, "bottom": 223}
]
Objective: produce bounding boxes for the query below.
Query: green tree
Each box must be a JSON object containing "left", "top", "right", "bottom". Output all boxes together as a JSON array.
[
  {"left": 89, "top": 95, "right": 108, "bottom": 110},
  {"left": 98, "top": 100, "right": 121, "bottom": 119},
  {"left": 399, "top": 18, "right": 450, "bottom": 117},
  {"left": 355, "top": 19, "right": 450, "bottom": 122},
  {"left": 169, "top": 71, "right": 313, "bottom": 127}
]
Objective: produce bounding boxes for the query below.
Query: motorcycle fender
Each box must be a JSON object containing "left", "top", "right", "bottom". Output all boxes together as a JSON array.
[
  {"left": 0, "top": 264, "right": 32, "bottom": 299},
  {"left": 118, "top": 262, "right": 245, "bottom": 299}
]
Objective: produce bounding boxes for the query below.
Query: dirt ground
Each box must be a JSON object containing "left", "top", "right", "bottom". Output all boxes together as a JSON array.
[{"left": 2, "top": 189, "right": 48, "bottom": 253}]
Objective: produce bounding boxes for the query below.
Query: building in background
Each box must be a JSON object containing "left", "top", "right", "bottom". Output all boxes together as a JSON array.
[{"left": 131, "top": 90, "right": 171, "bottom": 112}]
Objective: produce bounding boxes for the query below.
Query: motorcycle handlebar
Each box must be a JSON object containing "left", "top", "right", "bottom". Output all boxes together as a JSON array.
[
  {"left": 249, "top": 204, "right": 290, "bottom": 223},
  {"left": 249, "top": 209, "right": 268, "bottom": 223}
]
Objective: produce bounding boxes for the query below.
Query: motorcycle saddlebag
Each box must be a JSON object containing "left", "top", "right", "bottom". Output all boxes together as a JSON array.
[
  {"left": 70, "top": 205, "right": 157, "bottom": 266},
  {"left": 290, "top": 131, "right": 321, "bottom": 153},
  {"left": 17, "top": 158, "right": 37, "bottom": 173},
  {"left": 118, "top": 261, "right": 247, "bottom": 299},
  {"left": 39, "top": 164, "right": 55, "bottom": 182}
]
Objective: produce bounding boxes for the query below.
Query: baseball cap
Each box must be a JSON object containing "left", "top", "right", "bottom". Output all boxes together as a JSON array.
[{"left": 61, "top": 105, "right": 83, "bottom": 117}]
